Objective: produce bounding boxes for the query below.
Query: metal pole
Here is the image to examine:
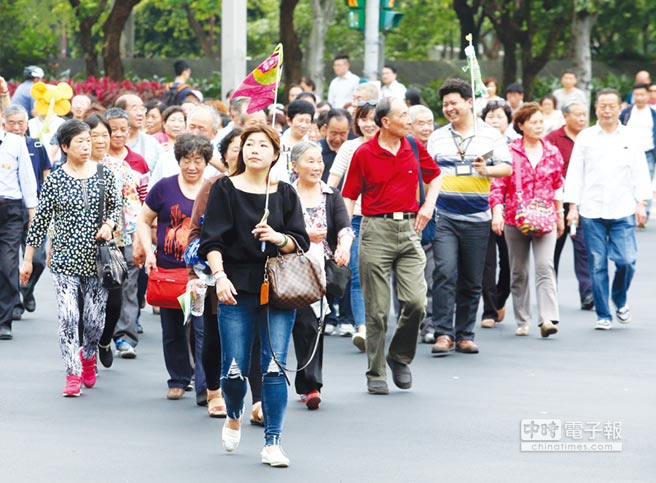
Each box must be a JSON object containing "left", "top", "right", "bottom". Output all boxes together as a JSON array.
[
  {"left": 363, "top": 0, "right": 380, "bottom": 80},
  {"left": 221, "top": 0, "right": 247, "bottom": 102}
]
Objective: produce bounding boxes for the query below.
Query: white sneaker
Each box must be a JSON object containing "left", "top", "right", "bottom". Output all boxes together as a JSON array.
[
  {"left": 352, "top": 331, "right": 366, "bottom": 352},
  {"left": 615, "top": 306, "right": 631, "bottom": 324},
  {"left": 261, "top": 445, "right": 290, "bottom": 467},
  {"left": 595, "top": 319, "right": 613, "bottom": 330},
  {"left": 337, "top": 323, "right": 355, "bottom": 337},
  {"left": 515, "top": 325, "right": 529, "bottom": 336},
  {"left": 222, "top": 420, "right": 241, "bottom": 452},
  {"left": 324, "top": 323, "right": 336, "bottom": 336}
]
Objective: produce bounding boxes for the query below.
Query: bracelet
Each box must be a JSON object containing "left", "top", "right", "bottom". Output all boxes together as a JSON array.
[
  {"left": 0, "top": 92, "right": 8, "bottom": 96},
  {"left": 556, "top": 208, "right": 565, "bottom": 213},
  {"left": 214, "top": 271, "right": 227, "bottom": 280},
  {"left": 275, "top": 234, "right": 288, "bottom": 248}
]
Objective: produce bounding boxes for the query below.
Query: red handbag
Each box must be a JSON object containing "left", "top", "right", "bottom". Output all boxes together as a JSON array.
[{"left": 146, "top": 267, "right": 188, "bottom": 309}]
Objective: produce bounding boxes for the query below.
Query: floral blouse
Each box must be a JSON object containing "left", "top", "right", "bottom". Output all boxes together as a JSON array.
[
  {"left": 26, "top": 165, "right": 122, "bottom": 277},
  {"left": 101, "top": 156, "right": 140, "bottom": 247}
]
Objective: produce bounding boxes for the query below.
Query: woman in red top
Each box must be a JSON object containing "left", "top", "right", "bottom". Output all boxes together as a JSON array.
[{"left": 489, "top": 103, "right": 565, "bottom": 338}]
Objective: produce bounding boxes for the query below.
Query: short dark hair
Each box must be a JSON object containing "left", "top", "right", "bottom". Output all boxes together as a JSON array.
[
  {"left": 57, "top": 119, "right": 90, "bottom": 148},
  {"left": 173, "top": 132, "right": 213, "bottom": 165},
  {"left": 540, "top": 93, "right": 558, "bottom": 110},
  {"left": 299, "top": 76, "right": 316, "bottom": 90},
  {"left": 334, "top": 54, "right": 350, "bottom": 62},
  {"left": 633, "top": 82, "right": 650, "bottom": 92},
  {"left": 595, "top": 88, "right": 622, "bottom": 105},
  {"left": 161, "top": 106, "right": 186, "bottom": 124},
  {"left": 438, "top": 79, "right": 473, "bottom": 101},
  {"left": 405, "top": 88, "right": 423, "bottom": 106},
  {"left": 85, "top": 113, "right": 111, "bottom": 135},
  {"left": 286, "top": 99, "right": 315, "bottom": 121},
  {"left": 353, "top": 103, "right": 377, "bottom": 136},
  {"left": 562, "top": 70, "right": 577, "bottom": 77},
  {"left": 383, "top": 65, "right": 397, "bottom": 74},
  {"left": 505, "top": 82, "right": 524, "bottom": 94},
  {"left": 145, "top": 100, "right": 167, "bottom": 117},
  {"left": 512, "top": 102, "right": 541, "bottom": 134},
  {"left": 218, "top": 127, "right": 243, "bottom": 162},
  {"left": 326, "top": 108, "right": 352, "bottom": 128},
  {"left": 316, "top": 110, "right": 330, "bottom": 130},
  {"left": 296, "top": 92, "right": 317, "bottom": 104},
  {"left": 374, "top": 97, "right": 394, "bottom": 128},
  {"left": 233, "top": 125, "right": 281, "bottom": 176},
  {"left": 174, "top": 60, "right": 190, "bottom": 76},
  {"left": 481, "top": 100, "right": 512, "bottom": 125}
]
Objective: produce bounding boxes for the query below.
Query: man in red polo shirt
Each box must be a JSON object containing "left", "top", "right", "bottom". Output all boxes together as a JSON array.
[
  {"left": 545, "top": 100, "right": 594, "bottom": 311},
  {"left": 343, "top": 97, "right": 441, "bottom": 395}
]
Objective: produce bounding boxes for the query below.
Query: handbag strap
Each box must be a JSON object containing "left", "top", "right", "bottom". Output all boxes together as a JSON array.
[
  {"left": 407, "top": 136, "right": 425, "bottom": 204},
  {"left": 513, "top": 148, "right": 523, "bottom": 197},
  {"left": 96, "top": 162, "right": 106, "bottom": 230}
]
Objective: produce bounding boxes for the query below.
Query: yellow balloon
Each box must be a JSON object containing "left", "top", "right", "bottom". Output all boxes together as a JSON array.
[
  {"left": 55, "top": 82, "right": 73, "bottom": 100},
  {"left": 54, "top": 100, "right": 72, "bottom": 116},
  {"left": 30, "top": 81, "right": 48, "bottom": 100},
  {"left": 35, "top": 98, "right": 50, "bottom": 116}
]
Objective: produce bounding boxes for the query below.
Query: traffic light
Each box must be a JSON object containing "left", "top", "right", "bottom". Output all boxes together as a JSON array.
[
  {"left": 379, "top": 0, "right": 404, "bottom": 32},
  {"left": 346, "top": 0, "right": 365, "bottom": 31},
  {"left": 344, "top": 0, "right": 404, "bottom": 32}
]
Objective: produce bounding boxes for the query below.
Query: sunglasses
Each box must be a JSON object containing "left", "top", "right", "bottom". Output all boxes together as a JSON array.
[{"left": 357, "top": 100, "right": 378, "bottom": 107}]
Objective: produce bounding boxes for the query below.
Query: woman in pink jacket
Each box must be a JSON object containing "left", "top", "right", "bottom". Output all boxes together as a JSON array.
[{"left": 489, "top": 102, "right": 565, "bottom": 338}]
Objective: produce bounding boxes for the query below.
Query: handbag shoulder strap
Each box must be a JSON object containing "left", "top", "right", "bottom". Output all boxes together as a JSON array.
[
  {"left": 513, "top": 148, "right": 523, "bottom": 195},
  {"left": 407, "top": 136, "right": 425, "bottom": 204},
  {"left": 96, "top": 162, "right": 106, "bottom": 230}
]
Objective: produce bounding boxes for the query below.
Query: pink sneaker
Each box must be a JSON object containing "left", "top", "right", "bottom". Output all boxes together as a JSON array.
[
  {"left": 305, "top": 390, "right": 321, "bottom": 410},
  {"left": 63, "top": 375, "right": 82, "bottom": 397},
  {"left": 80, "top": 349, "right": 97, "bottom": 388}
]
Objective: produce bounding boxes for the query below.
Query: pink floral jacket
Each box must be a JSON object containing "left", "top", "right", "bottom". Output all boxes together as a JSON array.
[{"left": 489, "top": 138, "right": 564, "bottom": 225}]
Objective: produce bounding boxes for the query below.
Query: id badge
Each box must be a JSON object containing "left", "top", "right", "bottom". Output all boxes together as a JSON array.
[{"left": 455, "top": 160, "right": 472, "bottom": 176}]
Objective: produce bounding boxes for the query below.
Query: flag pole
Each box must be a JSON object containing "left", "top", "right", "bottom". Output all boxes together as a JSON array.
[
  {"left": 271, "top": 44, "right": 284, "bottom": 129},
  {"left": 465, "top": 34, "right": 477, "bottom": 135}
]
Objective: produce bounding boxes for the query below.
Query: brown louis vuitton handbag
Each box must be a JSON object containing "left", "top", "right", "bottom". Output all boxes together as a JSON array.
[{"left": 264, "top": 235, "right": 325, "bottom": 310}]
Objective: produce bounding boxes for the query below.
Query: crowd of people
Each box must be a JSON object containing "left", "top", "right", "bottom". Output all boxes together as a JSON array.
[{"left": 1, "top": 56, "right": 654, "bottom": 468}]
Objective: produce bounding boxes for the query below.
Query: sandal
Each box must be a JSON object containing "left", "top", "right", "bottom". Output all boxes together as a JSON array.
[
  {"left": 207, "top": 389, "right": 227, "bottom": 418},
  {"left": 250, "top": 401, "right": 264, "bottom": 426}
]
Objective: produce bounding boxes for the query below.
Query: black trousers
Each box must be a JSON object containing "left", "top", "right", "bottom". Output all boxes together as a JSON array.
[
  {"left": 292, "top": 306, "right": 324, "bottom": 395},
  {"left": 0, "top": 200, "right": 23, "bottom": 330},
  {"left": 481, "top": 229, "right": 511, "bottom": 320},
  {"left": 201, "top": 294, "right": 262, "bottom": 402},
  {"left": 15, "top": 207, "right": 46, "bottom": 311}
]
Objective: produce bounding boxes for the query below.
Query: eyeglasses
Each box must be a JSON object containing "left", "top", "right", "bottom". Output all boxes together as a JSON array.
[
  {"left": 129, "top": 105, "right": 147, "bottom": 114},
  {"left": 357, "top": 100, "right": 378, "bottom": 107}
]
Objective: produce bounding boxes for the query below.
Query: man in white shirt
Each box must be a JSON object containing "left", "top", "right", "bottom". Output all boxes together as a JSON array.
[
  {"left": 619, "top": 82, "right": 656, "bottom": 222},
  {"left": 552, "top": 70, "right": 587, "bottom": 110},
  {"left": 565, "top": 88, "right": 652, "bottom": 331},
  {"left": 327, "top": 54, "right": 360, "bottom": 109},
  {"left": 380, "top": 65, "right": 407, "bottom": 99}
]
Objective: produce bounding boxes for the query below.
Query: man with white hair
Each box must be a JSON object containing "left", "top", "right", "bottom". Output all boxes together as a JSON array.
[{"left": 115, "top": 93, "right": 162, "bottom": 172}]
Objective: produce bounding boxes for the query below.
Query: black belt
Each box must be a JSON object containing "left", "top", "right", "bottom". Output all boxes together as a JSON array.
[
  {"left": 0, "top": 198, "right": 21, "bottom": 205},
  {"left": 369, "top": 212, "right": 416, "bottom": 220}
]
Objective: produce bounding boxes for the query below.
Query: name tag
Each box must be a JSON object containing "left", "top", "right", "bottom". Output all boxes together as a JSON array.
[{"left": 455, "top": 160, "right": 472, "bottom": 176}]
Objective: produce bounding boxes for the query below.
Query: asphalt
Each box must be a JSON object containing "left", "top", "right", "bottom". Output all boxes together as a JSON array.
[{"left": 1, "top": 227, "right": 655, "bottom": 483}]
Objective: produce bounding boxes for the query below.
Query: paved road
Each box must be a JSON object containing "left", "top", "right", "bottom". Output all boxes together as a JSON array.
[{"left": 2, "top": 229, "right": 655, "bottom": 483}]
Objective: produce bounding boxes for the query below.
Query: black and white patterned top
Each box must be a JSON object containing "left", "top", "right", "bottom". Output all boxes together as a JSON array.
[{"left": 26, "top": 165, "right": 122, "bottom": 277}]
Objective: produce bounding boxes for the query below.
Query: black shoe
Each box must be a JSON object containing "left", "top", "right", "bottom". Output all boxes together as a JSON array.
[
  {"left": 581, "top": 294, "right": 594, "bottom": 311},
  {"left": 385, "top": 354, "right": 412, "bottom": 389},
  {"left": 98, "top": 344, "right": 114, "bottom": 368},
  {"left": 12, "top": 309, "right": 23, "bottom": 321},
  {"left": 367, "top": 379, "right": 389, "bottom": 395},
  {"left": 196, "top": 392, "right": 208, "bottom": 407},
  {"left": 0, "top": 326, "right": 12, "bottom": 340},
  {"left": 24, "top": 297, "right": 36, "bottom": 313}
]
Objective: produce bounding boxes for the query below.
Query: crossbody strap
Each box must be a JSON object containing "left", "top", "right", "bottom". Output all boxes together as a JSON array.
[
  {"left": 407, "top": 136, "right": 425, "bottom": 204},
  {"left": 96, "top": 163, "right": 106, "bottom": 230}
]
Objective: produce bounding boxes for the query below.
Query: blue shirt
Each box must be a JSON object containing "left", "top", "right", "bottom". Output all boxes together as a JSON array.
[
  {"left": 0, "top": 131, "right": 38, "bottom": 208},
  {"left": 11, "top": 81, "right": 36, "bottom": 116},
  {"left": 26, "top": 137, "right": 52, "bottom": 195}
]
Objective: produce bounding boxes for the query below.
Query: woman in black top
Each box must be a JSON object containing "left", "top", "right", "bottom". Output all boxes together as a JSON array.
[{"left": 199, "top": 125, "right": 309, "bottom": 468}]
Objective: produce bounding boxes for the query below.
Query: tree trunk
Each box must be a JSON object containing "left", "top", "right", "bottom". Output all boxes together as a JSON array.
[
  {"left": 68, "top": 0, "right": 107, "bottom": 78},
  {"left": 102, "top": 0, "right": 142, "bottom": 81},
  {"left": 453, "top": 0, "right": 481, "bottom": 59},
  {"left": 501, "top": 40, "right": 517, "bottom": 90},
  {"left": 184, "top": 3, "right": 216, "bottom": 58},
  {"left": 572, "top": 6, "right": 597, "bottom": 104},
  {"left": 280, "top": 0, "right": 303, "bottom": 96},
  {"left": 307, "top": 0, "right": 335, "bottom": 99}
]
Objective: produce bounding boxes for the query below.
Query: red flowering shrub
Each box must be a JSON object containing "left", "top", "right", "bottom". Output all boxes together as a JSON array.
[{"left": 7, "top": 77, "right": 167, "bottom": 107}]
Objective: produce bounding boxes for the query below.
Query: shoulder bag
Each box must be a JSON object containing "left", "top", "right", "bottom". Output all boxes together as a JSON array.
[{"left": 95, "top": 164, "right": 128, "bottom": 290}]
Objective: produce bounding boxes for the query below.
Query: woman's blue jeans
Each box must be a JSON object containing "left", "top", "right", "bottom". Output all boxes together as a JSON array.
[
  {"left": 349, "top": 215, "right": 366, "bottom": 328},
  {"left": 218, "top": 293, "right": 295, "bottom": 446}
]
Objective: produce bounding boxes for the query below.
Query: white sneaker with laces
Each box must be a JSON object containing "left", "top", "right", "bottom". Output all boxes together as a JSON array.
[
  {"left": 261, "top": 445, "right": 290, "bottom": 467},
  {"left": 595, "top": 319, "right": 613, "bottom": 330},
  {"left": 615, "top": 306, "right": 631, "bottom": 324},
  {"left": 324, "top": 323, "right": 336, "bottom": 336}
]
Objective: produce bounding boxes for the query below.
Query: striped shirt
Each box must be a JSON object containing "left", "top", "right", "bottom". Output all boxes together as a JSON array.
[{"left": 427, "top": 118, "right": 511, "bottom": 222}]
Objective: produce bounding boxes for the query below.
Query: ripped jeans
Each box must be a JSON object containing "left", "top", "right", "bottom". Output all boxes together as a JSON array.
[{"left": 218, "top": 293, "right": 295, "bottom": 447}]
